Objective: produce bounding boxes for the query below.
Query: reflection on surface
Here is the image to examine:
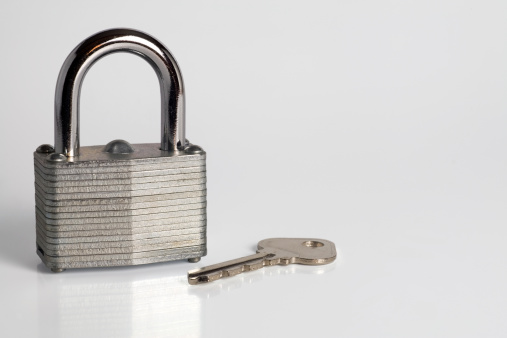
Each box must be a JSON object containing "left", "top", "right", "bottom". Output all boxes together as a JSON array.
[
  {"left": 37, "top": 264, "right": 201, "bottom": 338},
  {"left": 190, "top": 257, "right": 340, "bottom": 299},
  {"left": 36, "top": 251, "right": 340, "bottom": 337}
]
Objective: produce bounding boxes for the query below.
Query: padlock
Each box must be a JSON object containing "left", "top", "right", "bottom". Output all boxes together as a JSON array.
[{"left": 34, "top": 28, "right": 207, "bottom": 272}]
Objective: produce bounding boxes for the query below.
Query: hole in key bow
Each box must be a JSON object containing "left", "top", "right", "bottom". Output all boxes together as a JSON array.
[{"left": 302, "top": 241, "right": 324, "bottom": 248}]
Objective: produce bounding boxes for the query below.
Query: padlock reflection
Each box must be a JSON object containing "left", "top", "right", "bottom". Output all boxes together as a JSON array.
[{"left": 38, "top": 269, "right": 202, "bottom": 337}]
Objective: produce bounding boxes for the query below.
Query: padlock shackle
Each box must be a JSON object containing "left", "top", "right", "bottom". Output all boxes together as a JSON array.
[{"left": 54, "top": 28, "right": 185, "bottom": 157}]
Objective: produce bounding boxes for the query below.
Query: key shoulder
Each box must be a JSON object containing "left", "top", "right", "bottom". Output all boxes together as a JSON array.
[{"left": 258, "top": 238, "right": 337, "bottom": 265}]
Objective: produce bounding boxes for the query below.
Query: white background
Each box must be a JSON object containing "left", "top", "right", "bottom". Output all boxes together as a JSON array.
[{"left": 1, "top": 1, "right": 506, "bottom": 337}]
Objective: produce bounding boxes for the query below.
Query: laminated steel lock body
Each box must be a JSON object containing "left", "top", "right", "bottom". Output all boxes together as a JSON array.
[{"left": 34, "top": 29, "right": 207, "bottom": 272}]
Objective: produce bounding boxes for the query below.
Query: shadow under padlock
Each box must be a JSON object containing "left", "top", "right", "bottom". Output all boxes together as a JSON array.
[
  {"left": 34, "top": 28, "right": 207, "bottom": 272},
  {"left": 37, "top": 265, "right": 203, "bottom": 337}
]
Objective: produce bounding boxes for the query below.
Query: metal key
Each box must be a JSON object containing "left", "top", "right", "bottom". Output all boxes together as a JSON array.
[{"left": 187, "top": 238, "right": 336, "bottom": 285}]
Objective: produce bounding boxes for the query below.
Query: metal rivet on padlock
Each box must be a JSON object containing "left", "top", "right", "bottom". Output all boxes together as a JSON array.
[{"left": 34, "top": 28, "right": 207, "bottom": 272}]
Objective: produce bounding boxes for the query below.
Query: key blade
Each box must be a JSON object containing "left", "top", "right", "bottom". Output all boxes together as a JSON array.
[
  {"left": 257, "top": 238, "right": 337, "bottom": 265},
  {"left": 187, "top": 252, "right": 271, "bottom": 285}
]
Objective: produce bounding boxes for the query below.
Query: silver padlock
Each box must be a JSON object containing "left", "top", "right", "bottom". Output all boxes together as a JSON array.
[{"left": 34, "top": 28, "right": 207, "bottom": 272}]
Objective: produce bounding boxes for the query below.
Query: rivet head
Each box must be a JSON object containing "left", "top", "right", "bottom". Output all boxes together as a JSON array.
[
  {"left": 46, "top": 153, "right": 67, "bottom": 162},
  {"left": 36, "top": 144, "right": 55, "bottom": 154},
  {"left": 104, "top": 139, "right": 135, "bottom": 154},
  {"left": 184, "top": 145, "right": 204, "bottom": 154}
]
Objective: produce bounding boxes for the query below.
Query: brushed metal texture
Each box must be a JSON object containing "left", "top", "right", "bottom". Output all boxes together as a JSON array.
[
  {"left": 36, "top": 224, "right": 204, "bottom": 244},
  {"left": 35, "top": 207, "right": 206, "bottom": 226},
  {"left": 36, "top": 230, "right": 206, "bottom": 251},
  {"left": 34, "top": 164, "right": 205, "bottom": 182},
  {"left": 36, "top": 189, "right": 206, "bottom": 208},
  {"left": 35, "top": 177, "right": 206, "bottom": 194},
  {"left": 37, "top": 202, "right": 206, "bottom": 219},
  {"left": 38, "top": 245, "right": 206, "bottom": 269},
  {"left": 35, "top": 144, "right": 205, "bottom": 169},
  {"left": 39, "top": 244, "right": 206, "bottom": 263},
  {"left": 37, "top": 236, "right": 206, "bottom": 256},
  {"left": 35, "top": 157, "right": 206, "bottom": 175},
  {"left": 34, "top": 170, "right": 206, "bottom": 187},
  {"left": 35, "top": 183, "right": 206, "bottom": 201},
  {"left": 36, "top": 214, "right": 206, "bottom": 232},
  {"left": 35, "top": 194, "right": 206, "bottom": 213}
]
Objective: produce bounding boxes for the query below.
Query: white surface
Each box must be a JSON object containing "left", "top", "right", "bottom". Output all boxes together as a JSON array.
[{"left": 1, "top": 1, "right": 506, "bottom": 337}]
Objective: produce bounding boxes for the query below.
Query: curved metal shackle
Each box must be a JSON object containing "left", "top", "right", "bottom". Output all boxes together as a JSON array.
[{"left": 54, "top": 28, "right": 185, "bottom": 157}]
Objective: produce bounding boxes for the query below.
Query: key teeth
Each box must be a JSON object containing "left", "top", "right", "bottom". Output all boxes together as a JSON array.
[
  {"left": 279, "top": 258, "right": 291, "bottom": 265},
  {"left": 247, "top": 261, "right": 264, "bottom": 271},
  {"left": 266, "top": 256, "right": 293, "bottom": 266},
  {"left": 189, "top": 259, "right": 267, "bottom": 284},
  {"left": 264, "top": 256, "right": 280, "bottom": 266},
  {"left": 222, "top": 258, "right": 267, "bottom": 278},
  {"left": 226, "top": 267, "right": 242, "bottom": 277}
]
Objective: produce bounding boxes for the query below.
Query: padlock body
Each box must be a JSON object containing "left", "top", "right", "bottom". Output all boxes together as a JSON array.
[{"left": 34, "top": 143, "right": 207, "bottom": 270}]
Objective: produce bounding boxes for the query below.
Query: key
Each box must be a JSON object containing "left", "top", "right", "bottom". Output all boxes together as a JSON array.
[{"left": 187, "top": 238, "right": 336, "bottom": 285}]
